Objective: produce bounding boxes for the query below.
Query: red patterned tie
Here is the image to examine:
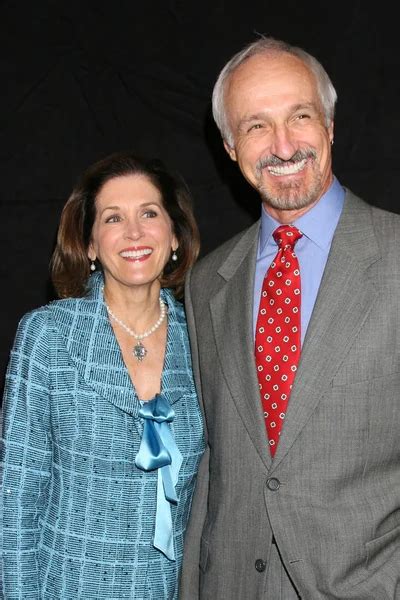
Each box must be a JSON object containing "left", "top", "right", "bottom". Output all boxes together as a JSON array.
[{"left": 255, "top": 225, "right": 303, "bottom": 456}]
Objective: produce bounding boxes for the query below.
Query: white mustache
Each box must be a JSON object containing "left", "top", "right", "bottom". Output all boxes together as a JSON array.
[{"left": 256, "top": 149, "right": 316, "bottom": 171}]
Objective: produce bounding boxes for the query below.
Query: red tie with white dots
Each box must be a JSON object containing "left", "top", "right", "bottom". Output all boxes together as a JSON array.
[{"left": 255, "top": 225, "right": 303, "bottom": 457}]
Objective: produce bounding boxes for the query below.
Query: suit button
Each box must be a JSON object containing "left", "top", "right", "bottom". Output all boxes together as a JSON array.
[
  {"left": 255, "top": 558, "right": 267, "bottom": 572},
  {"left": 266, "top": 477, "right": 280, "bottom": 491}
]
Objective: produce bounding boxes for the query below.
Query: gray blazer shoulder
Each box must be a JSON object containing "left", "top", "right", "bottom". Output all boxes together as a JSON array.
[{"left": 190, "top": 220, "right": 260, "bottom": 286}]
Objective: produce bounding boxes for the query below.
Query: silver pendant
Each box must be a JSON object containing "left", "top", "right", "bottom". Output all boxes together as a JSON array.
[{"left": 133, "top": 341, "right": 147, "bottom": 362}]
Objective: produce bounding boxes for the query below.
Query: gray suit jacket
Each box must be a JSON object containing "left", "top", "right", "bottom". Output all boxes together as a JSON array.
[{"left": 180, "top": 190, "right": 400, "bottom": 599}]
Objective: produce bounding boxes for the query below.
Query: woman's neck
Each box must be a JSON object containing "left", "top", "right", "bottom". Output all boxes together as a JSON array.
[{"left": 103, "top": 280, "right": 162, "bottom": 332}]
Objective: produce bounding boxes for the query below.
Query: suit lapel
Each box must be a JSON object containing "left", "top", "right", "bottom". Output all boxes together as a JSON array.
[
  {"left": 272, "top": 192, "right": 381, "bottom": 467},
  {"left": 210, "top": 222, "right": 273, "bottom": 468}
]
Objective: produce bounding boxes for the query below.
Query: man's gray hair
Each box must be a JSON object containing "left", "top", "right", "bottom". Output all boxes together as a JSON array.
[{"left": 212, "top": 37, "right": 337, "bottom": 147}]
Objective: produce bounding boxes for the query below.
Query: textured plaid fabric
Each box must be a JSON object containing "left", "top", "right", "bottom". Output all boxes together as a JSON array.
[{"left": 1, "top": 273, "right": 205, "bottom": 599}]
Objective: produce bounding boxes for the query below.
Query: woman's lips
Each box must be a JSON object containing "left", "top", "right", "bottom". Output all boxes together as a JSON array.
[{"left": 119, "top": 247, "right": 153, "bottom": 261}]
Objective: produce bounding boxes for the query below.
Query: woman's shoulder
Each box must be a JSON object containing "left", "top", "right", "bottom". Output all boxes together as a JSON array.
[
  {"left": 10, "top": 293, "right": 101, "bottom": 368},
  {"left": 16, "top": 303, "right": 55, "bottom": 334},
  {"left": 162, "top": 288, "right": 186, "bottom": 323},
  {"left": 10, "top": 305, "right": 59, "bottom": 360},
  {"left": 16, "top": 293, "right": 96, "bottom": 337},
  {"left": 21, "top": 295, "right": 84, "bottom": 318}
]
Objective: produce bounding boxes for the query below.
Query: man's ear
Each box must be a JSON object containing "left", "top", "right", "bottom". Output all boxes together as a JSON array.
[
  {"left": 329, "top": 122, "right": 334, "bottom": 145},
  {"left": 223, "top": 140, "right": 237, "bottom": 162}
]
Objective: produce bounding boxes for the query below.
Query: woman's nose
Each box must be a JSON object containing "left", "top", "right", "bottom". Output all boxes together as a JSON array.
[{"left": 123, "top": 218, "right": 143, "bottom": 240}]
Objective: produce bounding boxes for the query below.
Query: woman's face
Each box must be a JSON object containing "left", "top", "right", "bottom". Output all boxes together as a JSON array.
[{"left": 88, "top": 174, "right": 177, "bottom": 295}]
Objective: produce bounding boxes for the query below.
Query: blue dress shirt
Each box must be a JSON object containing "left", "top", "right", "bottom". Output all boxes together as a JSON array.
[{"left": 253, "top": 177, "right": 345, "bottom": 344}]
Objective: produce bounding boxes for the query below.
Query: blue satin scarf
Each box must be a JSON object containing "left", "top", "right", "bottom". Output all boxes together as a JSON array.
[{"left": 135, "top": 393, "right": 183, "bottom": 561}]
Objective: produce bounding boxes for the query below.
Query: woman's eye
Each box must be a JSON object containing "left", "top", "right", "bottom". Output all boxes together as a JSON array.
[
  {"left": 143, "top": 210, "right": 157, "bottom": 218},
  {"left": 105, "top": 214, "right": 121, "bottom": 223}
]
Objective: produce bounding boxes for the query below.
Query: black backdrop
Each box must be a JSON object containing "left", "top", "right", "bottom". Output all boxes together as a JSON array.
[{"left": 1, "top": 1, "right": 398, "bottom": 385}]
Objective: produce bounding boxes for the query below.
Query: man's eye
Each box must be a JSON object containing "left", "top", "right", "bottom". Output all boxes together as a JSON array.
[
  {"left": 248, "top": 123, "right": 263, "bottom": 132},
  {"left": 297, "top": 114, "right": 310, "bottom": 120}
]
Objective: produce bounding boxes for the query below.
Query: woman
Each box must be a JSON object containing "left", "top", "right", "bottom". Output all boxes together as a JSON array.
[{"left": 1, "top": 152, "right": 205, "bottom": 599}]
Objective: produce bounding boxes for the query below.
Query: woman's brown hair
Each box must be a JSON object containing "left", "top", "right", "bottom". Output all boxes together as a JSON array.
[{"left": 51, "top": 152, "right": 200, "bottom": 299}]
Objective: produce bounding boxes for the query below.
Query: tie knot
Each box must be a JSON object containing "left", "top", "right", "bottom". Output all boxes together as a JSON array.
[{"left": 273, "top": 225, "right": 302, "bottom": 249}]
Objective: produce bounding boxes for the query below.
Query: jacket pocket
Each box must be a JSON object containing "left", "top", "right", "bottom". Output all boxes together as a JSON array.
[
  {"left": 365, "top": 523, "right": 400, "bottom": 571},
  {"left": 332, "top": 354, "right": 400, "bottom": 386}
]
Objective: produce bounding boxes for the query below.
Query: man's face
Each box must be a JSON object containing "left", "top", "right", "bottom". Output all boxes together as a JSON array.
[{"left": 223, "top": 52, "right": 334, "bottom": 219}]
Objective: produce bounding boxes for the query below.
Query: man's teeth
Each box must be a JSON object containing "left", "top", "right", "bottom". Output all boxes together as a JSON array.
[
  {"left": 120, "top": 249, "right": 152, "bottom": 258},
  {"left": 267, "top": 158, "right": 307, "bottom": 176}
]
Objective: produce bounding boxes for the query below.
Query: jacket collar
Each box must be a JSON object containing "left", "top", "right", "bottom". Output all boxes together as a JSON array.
[{"left": 48, "top": 273, "right": 191, "bottom": 416}]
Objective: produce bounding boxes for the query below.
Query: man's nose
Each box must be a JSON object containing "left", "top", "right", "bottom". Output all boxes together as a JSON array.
[{"left": 269, "top": 125, "right": 298, "bottom": 161}]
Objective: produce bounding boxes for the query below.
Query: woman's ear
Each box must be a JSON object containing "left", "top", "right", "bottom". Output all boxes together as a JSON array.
[{"left": 87, "top": 242, "right": 96, "bottom": 262}]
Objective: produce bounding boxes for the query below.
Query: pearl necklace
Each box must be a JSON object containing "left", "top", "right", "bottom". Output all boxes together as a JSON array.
[{"left": 103, "top": 291, "right": 167, "bottom": 362}]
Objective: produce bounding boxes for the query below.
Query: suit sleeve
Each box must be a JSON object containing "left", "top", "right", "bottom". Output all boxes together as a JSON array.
[
  {"left": 179, "top": 269, "right": 210, "bottom": 599},
  {"left": 1, "top": 310, "right": 52, "bottom": 599}
]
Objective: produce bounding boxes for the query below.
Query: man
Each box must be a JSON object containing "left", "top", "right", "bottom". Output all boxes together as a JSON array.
[{"left": 180, "top": 37, "right": 400, "bottom": 599}]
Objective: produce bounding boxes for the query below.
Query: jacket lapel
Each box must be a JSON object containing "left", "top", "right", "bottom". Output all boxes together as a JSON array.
[
  {"left": 272, "top": 191, "right": 381, "bottom": 467},
  {"left": 49, "top": 273, "right": 141, "bottom": 417},
  {"left": 49, "top": 276, "right": 189, "bottom": 418},
  {"left": 210, "top": 222, "right": 273, "bottom": 468}
]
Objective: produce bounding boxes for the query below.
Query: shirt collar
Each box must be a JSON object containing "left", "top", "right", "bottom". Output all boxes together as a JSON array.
[{"left": 258, "top": 176, "right": 345, "bottom": 256}]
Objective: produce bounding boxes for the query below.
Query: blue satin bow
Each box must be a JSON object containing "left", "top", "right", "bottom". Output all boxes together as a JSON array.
[{"left": 135, "top": 394, "right": 182, "bottom": 561}]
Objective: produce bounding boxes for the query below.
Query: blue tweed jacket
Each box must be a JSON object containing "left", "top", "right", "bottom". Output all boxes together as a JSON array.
[{"left": 1, "top": 273, "right": 205, "bottom": 599}]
